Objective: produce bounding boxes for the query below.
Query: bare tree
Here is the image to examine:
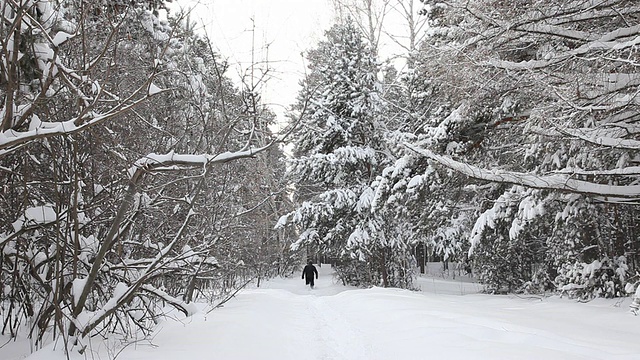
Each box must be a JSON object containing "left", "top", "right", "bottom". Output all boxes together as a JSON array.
[
  {"left": 331, "top": 0, "right": 389, "bottom": 53},
  {"left": 387, "top": 0, "right": 429, "bottom": 60},
  {"left": 0, "top": 1, "right": 300, "bottom": 353}
]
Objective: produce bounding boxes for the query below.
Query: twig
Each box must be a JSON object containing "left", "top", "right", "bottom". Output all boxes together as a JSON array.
[{"left": 206, "top": 279, "right": 253, "bottom": 314}]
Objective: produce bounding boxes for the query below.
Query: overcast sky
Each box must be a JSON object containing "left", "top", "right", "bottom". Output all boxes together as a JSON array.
[{"left": 170, "top": 0, "right": 335, "bottom": 123}]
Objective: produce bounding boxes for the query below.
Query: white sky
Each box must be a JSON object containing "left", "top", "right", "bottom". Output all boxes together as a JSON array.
[{"left": 170, "top": 1, "right": 335, "bottom": 123}]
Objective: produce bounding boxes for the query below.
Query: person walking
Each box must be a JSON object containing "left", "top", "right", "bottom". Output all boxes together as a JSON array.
[{"left": 302, "top": 260, "right": 318, "bottom": 289}]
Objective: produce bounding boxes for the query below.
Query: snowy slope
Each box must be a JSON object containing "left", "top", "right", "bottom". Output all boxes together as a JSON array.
[{"left": 7, "top": 264, "right": 640, "bottom": 360}]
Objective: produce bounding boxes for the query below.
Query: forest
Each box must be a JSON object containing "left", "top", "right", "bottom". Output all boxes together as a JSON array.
[{"left": 2, "top": 0, "right": 640, "bottom": 355}]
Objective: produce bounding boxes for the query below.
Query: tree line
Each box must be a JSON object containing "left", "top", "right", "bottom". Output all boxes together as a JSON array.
[{"left": 278, "top": 0, "right": 640, "bottom": 299}]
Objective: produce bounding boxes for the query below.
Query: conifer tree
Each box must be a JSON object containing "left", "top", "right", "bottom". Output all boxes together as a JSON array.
[
  {"left": 279, "top": 20, "right": 413, "bottom": 287},
  {"left": 409, "top": 0, "right": 640, "bottom": 295}
]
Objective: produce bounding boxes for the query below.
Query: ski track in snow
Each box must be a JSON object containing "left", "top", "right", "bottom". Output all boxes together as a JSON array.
[{"left": 308, "top": 295, "right": 371, "bottom": 360}]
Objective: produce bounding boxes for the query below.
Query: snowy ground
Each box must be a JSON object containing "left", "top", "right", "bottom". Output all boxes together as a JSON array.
[{"left": 4, "top": 263, "right": 640, "bottom": 360}]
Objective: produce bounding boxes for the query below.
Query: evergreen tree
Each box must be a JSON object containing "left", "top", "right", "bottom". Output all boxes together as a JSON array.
[
  {"left": 279, "top": 20, "right": 413, "bottom": 287},
  {"left": 409, "top": 0, "right": 640, "bottom": 295}
]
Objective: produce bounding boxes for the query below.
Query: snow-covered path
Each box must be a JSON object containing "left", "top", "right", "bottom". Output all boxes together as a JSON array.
[
  {"left": 113, "top": 265, "right": 640, "bottom": 360},
  {"left": 15, "top": 264, "right": 640, "bottom": 360},
  {"left": 307, "top": 294, "right": 372, "bottom": 359}
]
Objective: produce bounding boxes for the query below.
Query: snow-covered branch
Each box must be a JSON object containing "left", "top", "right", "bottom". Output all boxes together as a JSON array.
[
  {"left": 489, "top": 24, "right": 640, "bottom": 70},
  {"left": 559, "top": 127, "right": 640, "bottom": 150},
  {"left": 404, "top": 143, "right": 640, "bottom": 199},
  {"left": 0, "top": 85, "right": 170, "bottom": 157},
  {"left": 70, "top": 141, "right": 276, "bottom": 336},
  {"left": 140, "top": 284, "right": 198, "bottom": 316}
]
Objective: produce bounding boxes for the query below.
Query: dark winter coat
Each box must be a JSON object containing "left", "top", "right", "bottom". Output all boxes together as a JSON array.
[{"left": 302, "top": 264, "right": 318, "bottom": 280}]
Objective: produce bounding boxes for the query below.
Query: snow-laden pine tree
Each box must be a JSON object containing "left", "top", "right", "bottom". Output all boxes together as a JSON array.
[
  {"left": 278, "top": 20, "right": 414, "bottom": 287},
  {"left": 346, "top": 15, "right": 480, "bottom": 272}
]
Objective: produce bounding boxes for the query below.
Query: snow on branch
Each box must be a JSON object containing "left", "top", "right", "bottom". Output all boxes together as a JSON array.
[
  {"left": 404, "top": 143, "right": 640, "bottom": 199},
  {"left": 292, "top": 146, "right": 377, "bottom": 168},
  {"left": 319, "top": 188, "right": 360, "bottom": 209},
  {"left": 0, "top": 205, "right": 71, "bottom": 249},
  {"left": 127, "top": 145, "right": 272, "bottom": 177},
  {"left": 11, "top": 205, "right": 57, "bottom": 232},
  {"left": 559, "top": 127, "right": 640, "bottom": 150},
  {"left": 288, "top": 146, "right": 377, "bottom": 184},
  {"left": 276, "top": 200, "right": 335, "bottom": 230},
  {"left": 489, "top": 24, "right": 640, "bottom": 70},
  {"left": 552, "top": 166, "right": 640, "bottom": 177},
  {"left": 73, "top": 282, "right": 133, "bottom": 335},
  {"left": 0, "top": 87, "right": 169, "bottom": 157},
  {"left": 140, "top": 284, "right": 198, "bottom": 316},
  {"left": 517, "top": 23, "right": 598, "bottom": 42}
]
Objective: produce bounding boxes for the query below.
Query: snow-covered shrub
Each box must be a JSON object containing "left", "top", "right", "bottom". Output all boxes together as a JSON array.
[
  {"left": 472, "top": 237, "right": 518, "bottom": 294},
  {"left": 333, "top": 257, "right": 373, "bottom": 287},
  {"left": 469, "top": 187, "right": 551, "bottom": 294},
  {"left": 627, "top": 278, "right": 640, "bottom": 315},
  {"left": 555, "top": 257, "right": 628, "bottom": 300},
  {"left": 519, "top": 265, "right": 553, "bottom": 295}
]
